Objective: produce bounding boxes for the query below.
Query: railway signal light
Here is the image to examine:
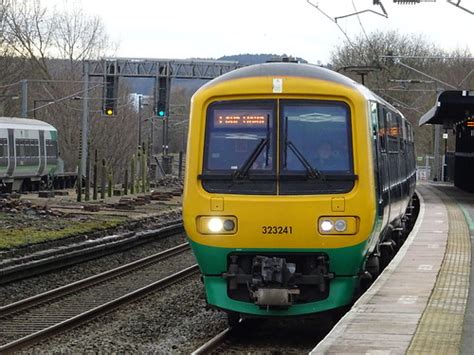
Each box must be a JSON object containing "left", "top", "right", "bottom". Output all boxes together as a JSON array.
[
  {"left": 102, "top": 63, "right": 118, "bottom": 116},
  {"left": 104, "top": 106, "right": 114, "bottom": 116},
  {"left": 156, "top": 102, "right": 167, "bottom": 118},
  {"left": 155, "top": 75, "right": 169, "bottom": 118}
]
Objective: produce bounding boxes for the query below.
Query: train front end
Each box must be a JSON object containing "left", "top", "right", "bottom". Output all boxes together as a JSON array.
[{"left": 183, "top": 63, "right": 378, "bottom": 318}]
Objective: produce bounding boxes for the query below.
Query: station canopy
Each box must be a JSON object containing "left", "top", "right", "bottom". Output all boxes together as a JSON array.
[{"left": 419, "top": 90, "right": 474, "bottom": 126}]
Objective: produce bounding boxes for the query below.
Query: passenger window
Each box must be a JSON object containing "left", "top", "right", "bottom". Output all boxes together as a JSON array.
[{"left": 378, "top": 106, "right": 387, "bottom": 152}]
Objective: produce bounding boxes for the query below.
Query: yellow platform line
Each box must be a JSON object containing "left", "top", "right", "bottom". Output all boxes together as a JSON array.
[{"left": 408, "top": 185, "right": 471, "bottom": 354}]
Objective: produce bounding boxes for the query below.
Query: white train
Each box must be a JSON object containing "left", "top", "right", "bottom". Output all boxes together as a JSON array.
[{"left": 0, "top": 117, "right": 59, "bottom": 192}]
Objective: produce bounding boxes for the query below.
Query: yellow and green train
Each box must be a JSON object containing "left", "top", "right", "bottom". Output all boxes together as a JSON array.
[{"left": 183, "top": 62, "right": 416, "bottom": 322}]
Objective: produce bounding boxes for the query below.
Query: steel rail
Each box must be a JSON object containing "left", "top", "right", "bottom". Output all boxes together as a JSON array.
[
  {"left": 192, "top": 327, "right": 233, "bottom": 355},
  {"left": 0, "top": 264, "right": 199, "bottom": 354},
  {"left": 0, "top": 242, "right": 190, "bottom": 317}
]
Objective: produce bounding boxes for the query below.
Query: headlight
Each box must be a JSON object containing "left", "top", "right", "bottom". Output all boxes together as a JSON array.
[
  {"left": 334, "top": 219, "right": 347, "bottom": 232},
  {"left": 208, "top": 218, "right": 224, "bottom": 232},
  {"left": 197, "top": 216, "right": 237, "bottom": 234},
  {"left": 318, "top": 217, "right": 358, "bottom": 235},
  {"left": 320, "top": 220, "right": 334, "bottom": 232}
]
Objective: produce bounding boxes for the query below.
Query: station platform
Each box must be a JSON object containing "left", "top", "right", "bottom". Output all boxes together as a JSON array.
[{"left": 311, "top": 182, "right": 473, "bottom": 354}]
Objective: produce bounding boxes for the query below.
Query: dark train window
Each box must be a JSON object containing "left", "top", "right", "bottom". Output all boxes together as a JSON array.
[
  {"left": 387, "top": 112, "right": 400, "bottom": 153},
  {"left": 279, "top": 100, "right": 354, "bottom": 195},
  {"left": 15, "top": 139, "right": 39, "bottom": 157},
  {"left": 46, "top": 139, "right": 57, "bottom": 163},
  {"left": 15, "top": 139, "right": 25, "bottom": 157},
  {"left": 0, "top": 138, "right": 7, "bottom": 166},
  {"left": 203, "top": 100, "right": 275, "bottom": 172},
  {"left": 280, "top": 101, "right": 352, "bottom": 173},
  {"left": 15, "top": 138, "right": 40, "bottom": 167},
  {"left": 378, "top": 106, "right": 387, "bottom": 152},
  {"left": 201, "top": 100, "right": 277, "bottom": 195}
]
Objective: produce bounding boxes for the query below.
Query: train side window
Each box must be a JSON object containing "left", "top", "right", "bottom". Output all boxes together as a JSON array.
[
  {"left": 408, "top": 123, "right": 413, "bottom": 142},
  {"left": 0, "top": 138, "right": 7, "bottom": 166},
  {"left": 399, "top": 116, "right": 405, "bottom": 151},
  {"left": 377, "top": 105, "right": 387, "bottom": 152},
  {"left": 387, "top": 112, "right": 400, "bottom": 153},
  {"left": 15, "top": 139, "right": 25, "bottom": 157},
  {"left": 46, "top": 139, "right": 57, "bottom": 163}
]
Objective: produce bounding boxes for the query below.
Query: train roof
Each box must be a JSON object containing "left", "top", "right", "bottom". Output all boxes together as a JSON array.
[
  {"left": 201, "top": 62, "right": 401, "bottom": 116},
  {"left": 205, "top": 62, "right": 360, "bottom": 90},
  {"left": 0, "top": 117, "right": 56, "bottom": 131}
]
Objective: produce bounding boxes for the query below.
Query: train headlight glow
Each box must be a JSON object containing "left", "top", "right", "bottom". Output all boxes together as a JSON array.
[
  {"left": 208, "top": 218, "right": 224, "bottom": 232},
  {"left": 320, "top": 220, "right": 334, "bottom": 232},
  {"left": 197, "top": 216, "right": 237, "bottom": 235},
  {"left": 318, "top": 217, "right": 358, "bottom": 235}
]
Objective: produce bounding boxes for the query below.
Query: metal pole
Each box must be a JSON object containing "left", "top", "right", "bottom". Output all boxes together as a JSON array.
[
  {"left": 21, "top": 79, "right": 28, "bottom": 118},
  {"left": 164, "top": 116, "right": 169, "bottom": 155},
  {"left": 80, "top": 61, "right": 90, "bottom": 180},
  {"left": 85, "top": 144, "right": 90, "bottom": 201},
  {"left": 433, "top": 125, "right": 441, "bottom": 181},
  {"left": 162, "top": 118, "right": 166, "bottom": 156},
  {"left": 443, "top": 130, "right": 448, "bottom": 182}
]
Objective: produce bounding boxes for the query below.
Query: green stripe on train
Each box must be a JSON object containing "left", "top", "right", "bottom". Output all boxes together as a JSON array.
[
  {"left": 204, "top": 275, "right": 358, "bottom": 316},
  {"left": 187, "top": 240, "right": 367, "bottom": 316},
  {"left": 188, "top": 239, "right": 368, "bottom": 276}
]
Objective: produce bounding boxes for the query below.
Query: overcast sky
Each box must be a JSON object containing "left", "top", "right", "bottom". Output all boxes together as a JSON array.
[{"left": 51, "top": 0, "right": 473, "bottom": 64}]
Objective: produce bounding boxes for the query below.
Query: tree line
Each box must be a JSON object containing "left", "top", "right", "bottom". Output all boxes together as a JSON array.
[{"left": 1, "top": 0, "right": 472, "bottom": 179}]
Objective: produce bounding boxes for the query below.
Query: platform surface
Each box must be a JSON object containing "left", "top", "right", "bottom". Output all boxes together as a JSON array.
[{"left": 311, "top": 182, "right": 472, "bottom": 354}]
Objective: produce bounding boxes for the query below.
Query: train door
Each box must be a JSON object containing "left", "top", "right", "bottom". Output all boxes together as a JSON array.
[
  {"left": 399, "top": 118, "right": 408, "bottom": 211},
  {"left": 38, "top": 130, "right": 45, "bottom": 176},
  {"left": 377, "top": 104, "right": 391, "bottom": 234},
  {"left": 369, "top": 102, "right": 383, "bottom": 214}
]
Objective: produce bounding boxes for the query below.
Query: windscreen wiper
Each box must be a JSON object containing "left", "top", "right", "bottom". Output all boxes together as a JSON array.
[
  {"left": 233, "top": 138, "right": 269, "bottom": 180},
  {"left": 286, "top": 140, "right": 322, "bottom": 179}
]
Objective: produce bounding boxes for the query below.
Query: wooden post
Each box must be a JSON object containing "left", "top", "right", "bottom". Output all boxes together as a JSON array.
[
  {"left": 141, "top": 145, "right": 146, "bottom": 193},
  {"left": 124, "top": 169, "right": 129, "bottom": 195},
  {"left": 108, "top": 169, "right": 113, "bottom": 198},
  {"left": 130, "top": 154, "right": 135, "bottom": 195},
  {"left": 77, "top": 153, "right": 82, "bottom": 202},
  {"left": 178, "top": 151, "right": 183, "bottom": 179},
  {"left": 100, "top": 159, "right": 106, "bottom": 200},
  {"left": 93, "top": 150, "right": 98, "bottom": 200}
]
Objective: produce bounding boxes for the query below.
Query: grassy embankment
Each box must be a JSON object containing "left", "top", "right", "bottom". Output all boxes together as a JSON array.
[{"left": 0, "top": 213, "right": 127, "bottom": 249}]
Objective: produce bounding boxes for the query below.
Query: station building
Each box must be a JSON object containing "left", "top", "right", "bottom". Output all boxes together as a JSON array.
[{"left": 419, "top": 90, "right": 474, "bottom": 191}]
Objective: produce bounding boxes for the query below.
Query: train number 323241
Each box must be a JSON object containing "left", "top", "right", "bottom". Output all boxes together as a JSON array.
[{"left": 262, "top": 226, "right": 293, "bottom": 234}]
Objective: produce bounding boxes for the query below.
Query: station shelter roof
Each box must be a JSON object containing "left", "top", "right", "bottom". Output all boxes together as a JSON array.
[{"left": 419, "top": 90, "right": 474, "bottom": 126}]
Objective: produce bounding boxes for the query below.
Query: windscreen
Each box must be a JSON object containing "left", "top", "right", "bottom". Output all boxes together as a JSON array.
[
  {"left": 204, "top": 101, "right": 275, "bottom": 172},
  {"left": 201, "top": 99, "right": 354, "bottom": 195},
  {"left": 282, "top": 101, "right": 352, "bottom": 173}
]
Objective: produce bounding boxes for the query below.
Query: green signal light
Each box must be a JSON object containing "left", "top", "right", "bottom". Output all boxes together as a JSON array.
[{"left": 158, "top": 110, "right": 165, "bottom": 117}]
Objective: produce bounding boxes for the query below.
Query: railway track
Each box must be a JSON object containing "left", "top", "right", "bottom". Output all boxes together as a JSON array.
[
  {"left": 0, "top": 242, "right": 199, "bottom": 353},
  {"left": 192, "top": 317, "right": 332, "bottom": 354},
  {"left": 192, "top": 325, "right": 234, "bottom": 354},
  {"left": 0, "top": 220, "right": 184, "bottom": 284}
]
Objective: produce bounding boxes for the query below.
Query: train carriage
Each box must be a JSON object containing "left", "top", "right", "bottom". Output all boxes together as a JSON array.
[
  {"left": 183, "top": 62, "right": 416, "bottom": 322},
  {"left": 0, "top": 117, "right": 58, "bottom": 192}
]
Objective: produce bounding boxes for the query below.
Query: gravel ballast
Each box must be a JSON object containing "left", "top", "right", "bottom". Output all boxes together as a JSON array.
[
  {"left": 0, "top": 229, "right": 187, "bottom": 306},
  {"left": 23, "top": 277, "right": 228, "bottom": 354}
]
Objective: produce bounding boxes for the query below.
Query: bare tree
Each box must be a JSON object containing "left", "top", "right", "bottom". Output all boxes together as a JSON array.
[
  {"left": 330, "top": 30, "right": 473, "bottom": 157},
  {"left": 3, "top": 0, "right": 54, "bottom": 80}
]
